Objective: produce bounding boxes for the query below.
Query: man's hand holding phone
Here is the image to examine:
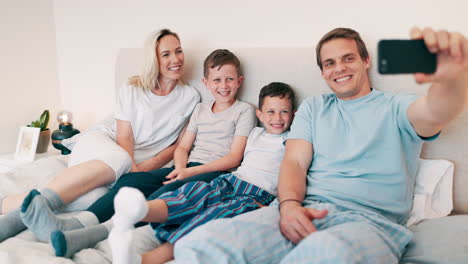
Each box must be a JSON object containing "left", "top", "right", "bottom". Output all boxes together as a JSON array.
[
  {"left": 409, "top": 27, "right": 468, "bottom": 85},
  {"left": 378, "top": 27, "right": 467, "bottom": 86}
]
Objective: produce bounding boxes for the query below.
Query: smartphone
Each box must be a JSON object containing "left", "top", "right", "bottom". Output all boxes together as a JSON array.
[{"left": 378, "top": 39, "right": 436, "bottom": 74}]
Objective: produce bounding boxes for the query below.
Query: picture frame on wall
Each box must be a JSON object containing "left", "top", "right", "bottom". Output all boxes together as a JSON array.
[{"left": 15, "top": 126, "right": 40, "bottom": 162}]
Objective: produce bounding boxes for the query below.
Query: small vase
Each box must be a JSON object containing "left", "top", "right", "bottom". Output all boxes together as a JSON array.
[
  {"left": 51, "top": 124, "right": 80, "bottom": 155},
  {"left": 36, "top": 129, "right": 51, "bottom": 153}
]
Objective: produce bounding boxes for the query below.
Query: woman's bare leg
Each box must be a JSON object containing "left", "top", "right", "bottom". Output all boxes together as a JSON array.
[
  {"left": 1, "top": 194, "right": 27, "bottom": 214},
  {"left": 46, "top": 160, "right": 116, "bottom": 203}
]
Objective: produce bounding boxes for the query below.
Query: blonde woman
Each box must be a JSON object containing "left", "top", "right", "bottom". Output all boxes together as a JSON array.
[{"left": 0, "top": 29, "right": 200, "bottom": 242}]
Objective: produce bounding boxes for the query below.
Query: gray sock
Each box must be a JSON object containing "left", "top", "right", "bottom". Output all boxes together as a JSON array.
[
  {"left": 0, "top": 188, "right": 64, "bottom": 242},
  {"left": 20, "top": 190, "right": 97, "bottom": 242},
  {"left": 40, "top": 188, "right": 64, "bottom": 211},
  {"left": 102, "top": 220, "right": 114, "bottom": 232},
  {"left": 0, "top": 209, "right": 26, "bottom": 242},
  {"left": 51, "top": 223, "right": 109, "bottom": 258}
]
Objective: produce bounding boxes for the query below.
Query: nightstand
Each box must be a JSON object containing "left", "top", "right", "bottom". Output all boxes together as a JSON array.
[{"left": 0, "top": 149, "right": 61, "bottom": 173}]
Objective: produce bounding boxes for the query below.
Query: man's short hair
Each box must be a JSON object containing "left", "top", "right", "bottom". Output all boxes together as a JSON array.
[
  {"left": 316, "top": 28, "right": 369, "bottom": 70},
  {"left": 258, "top": 82, "right": 296, "bottom": 111},
  {"left": 203, "top": 49, "right": 241, "bottom": 78}
]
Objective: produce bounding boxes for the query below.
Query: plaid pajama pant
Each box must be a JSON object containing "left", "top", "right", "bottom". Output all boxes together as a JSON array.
[
  {"left": 151, "top": 173, "right": 275, "bottom": 243},
  {"left": 173, "top": 200, "right": 413, "bottom": 264}
]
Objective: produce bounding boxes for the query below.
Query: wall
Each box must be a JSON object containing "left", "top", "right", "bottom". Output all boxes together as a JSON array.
[
  {"left": 52, "top": 0, "right": 468, "bottom": 131},
  {"left": 2, "top": 0, "right": 467, "bottom": 150},
  {"left": 0, "top": 0, "right": 61, "bottom": 154}
]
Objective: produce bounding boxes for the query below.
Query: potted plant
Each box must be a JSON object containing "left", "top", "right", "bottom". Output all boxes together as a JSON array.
[{"left": 28, "top": 110, "right": 51, "bottom": 153}]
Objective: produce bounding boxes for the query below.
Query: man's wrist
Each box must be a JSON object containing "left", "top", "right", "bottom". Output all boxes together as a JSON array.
[{"left": 278, "top": 199, "right": 302, "bottom": 210}]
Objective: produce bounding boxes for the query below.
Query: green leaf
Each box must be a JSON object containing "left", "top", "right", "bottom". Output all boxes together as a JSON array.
[
  {"left": 30, "top": 120, "right": 40, "bottom": 128},
  {"left": 39, "top": 110, "right": 49, "bottom": 131}
]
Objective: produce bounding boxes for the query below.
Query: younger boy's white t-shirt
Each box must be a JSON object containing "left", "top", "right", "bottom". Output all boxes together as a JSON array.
[
  {"left": 233, "top": 127, "right": 288, "bottom": 196},
  {"left": 186, "top": 100, "right": 256, "bottom": 165}
]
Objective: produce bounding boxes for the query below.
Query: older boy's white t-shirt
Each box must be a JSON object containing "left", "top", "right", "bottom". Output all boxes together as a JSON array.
[
  {"left": 108, "top": 83, "right": 200, "bottom": 163},
  {"left": 186, "top": 100, "right": 256, "bottom": 165},
  {"left": 233, "top": 127, "right": 288, "bottom": 196}
]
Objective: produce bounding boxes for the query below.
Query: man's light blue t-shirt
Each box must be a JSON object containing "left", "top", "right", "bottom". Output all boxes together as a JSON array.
[{"left": 288, "top": 89, "right": 436, "bottom": 224}]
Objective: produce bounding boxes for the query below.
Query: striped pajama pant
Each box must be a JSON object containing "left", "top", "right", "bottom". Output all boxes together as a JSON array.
[
  {"left": 151, "top": 173, "right": 275, "bottom": 243},
  {"left": 173, "top": 200, "right": 413, "bottom": 264}
]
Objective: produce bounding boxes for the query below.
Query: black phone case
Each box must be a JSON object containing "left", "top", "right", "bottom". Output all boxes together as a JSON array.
[{"left": 378, "top": 40, "right": 436, "bottom": 74}]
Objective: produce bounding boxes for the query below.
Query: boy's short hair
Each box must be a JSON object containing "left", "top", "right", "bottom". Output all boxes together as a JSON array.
[
  {"left": 258, "top": 82, "right": 296, "bottom": 111},
  {"left": 203, "top": 49, "right": 241, "bottom": 78},
  {"left": 316, "top": 28, "right": 369, "bottom": 71}
]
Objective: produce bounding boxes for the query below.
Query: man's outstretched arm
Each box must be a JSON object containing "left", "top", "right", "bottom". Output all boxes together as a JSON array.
[
  {"left": 278, "top": 139, "right": 328, "bottom": 244},
  {"left": 408, "top": 27, "right": 468, "bottom": 137}
]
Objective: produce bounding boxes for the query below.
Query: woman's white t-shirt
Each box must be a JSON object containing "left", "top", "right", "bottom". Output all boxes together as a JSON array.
[
  {"left": 108, "top": 83, "right": 200, "bottom": 162},
  {"left": 65, "top": 82, "right": 200, "bottom": 164}
]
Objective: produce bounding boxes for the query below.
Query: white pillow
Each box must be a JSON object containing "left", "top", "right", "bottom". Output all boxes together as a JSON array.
[{"left": 406, "top": 159, "right": 454, "bottom": 227}]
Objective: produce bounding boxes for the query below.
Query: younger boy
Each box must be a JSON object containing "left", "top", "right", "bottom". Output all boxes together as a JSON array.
[
  {"left": 19, "top": 49, "right": 256, "bottom": 251},
  {"left": 109, "top": 82, "right": 296, "bottom": 264}
]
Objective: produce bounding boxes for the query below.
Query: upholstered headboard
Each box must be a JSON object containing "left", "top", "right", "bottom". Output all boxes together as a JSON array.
[{"left": 115, "top": 47, "right": 468, "bottom": 214}]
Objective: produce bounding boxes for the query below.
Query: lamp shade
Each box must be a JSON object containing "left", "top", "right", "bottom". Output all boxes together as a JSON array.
[{"left": 57, "top": 110, "right": 73, "bottom": 124}]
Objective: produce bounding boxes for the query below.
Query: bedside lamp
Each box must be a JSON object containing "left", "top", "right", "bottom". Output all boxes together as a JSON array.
[{"left": 51, "top": 110, "right": 80, "bottom": 155}]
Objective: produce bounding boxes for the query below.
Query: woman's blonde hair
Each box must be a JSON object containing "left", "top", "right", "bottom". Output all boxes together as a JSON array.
[{"left": 128, "top": 29, "right": 180, "bottom": 91}]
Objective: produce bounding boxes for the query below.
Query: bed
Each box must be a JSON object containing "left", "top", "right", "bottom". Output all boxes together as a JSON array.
[{"left": 1, "top": 46, "right": 467, "bottom": 263}]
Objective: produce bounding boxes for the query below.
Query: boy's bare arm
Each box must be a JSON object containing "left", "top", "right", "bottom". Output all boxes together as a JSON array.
[
  {"left": 164, "top": 131, "right": 197, "bottom": 182},
  {"left": 173, "top": 131, "right": 196, "bottom": 169},
  {"left": 187, "top": 135, "right": 247, "bottom": 176},
  {"left": 278, "top": 139, "right": 328, "bottom": 244},
  {"left": 408, "top": 27, "right": 468, "bottom": 137}
]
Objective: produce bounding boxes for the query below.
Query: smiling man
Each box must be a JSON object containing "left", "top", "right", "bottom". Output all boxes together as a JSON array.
[{"left": 170, "top": 27, "right": 468, "bottom": 264}]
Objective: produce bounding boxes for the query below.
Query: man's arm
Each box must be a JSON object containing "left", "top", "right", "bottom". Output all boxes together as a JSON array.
[
  {"left": 278, "top": 139, "right": 328, "bottom": 244},
  {"left": 407, "top": 27, "right": 468, "bottom": 137}
]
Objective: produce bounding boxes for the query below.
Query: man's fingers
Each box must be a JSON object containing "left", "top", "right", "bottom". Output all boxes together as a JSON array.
[
  {"left": 447, "top": 32, "right": 463, "bottom": 59},
  {"left": 296, "top": 213, "right": 317, "bottom": 234},
  {"left": 280, "top": 223, "right": 303, "bottom": 245},
  {"left": 410, "top": 27, "right": 423, "bottom": 39},
  {"left": 422, "top": 27, "right": 438, "bottom": 53},
  {"left": 292, "top": 216, "right": 316, "bottom": 239},
  {"left": 413, "top": 72, "right": 434, "bottom": 84},
  {"left": 280, "top": 207, "right": 325, "bottom": 244},
  {"left": 306, "top": 208, "right": 328, "bottom": 219},
  {"left": 462, "top": 38, "right": 468, "bottom": 64},
  {"left": 436, "top": 30, "right": 450, "bottom": 52}
]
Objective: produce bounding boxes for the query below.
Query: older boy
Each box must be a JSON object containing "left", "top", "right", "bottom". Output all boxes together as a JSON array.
[
  {"left": 109, "top": 82, "right": 296, "bottom": 264},
  {"left": 169, "top": 27, "right": 468, "bottom": 263}
]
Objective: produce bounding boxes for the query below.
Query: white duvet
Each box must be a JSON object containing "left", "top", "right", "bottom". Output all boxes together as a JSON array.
[
  {"left": 0, "top": 155, "right": 163, "bottom": 264},
  {"left": 0, "top": 155, "right": 454, "bottom": 263}
]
